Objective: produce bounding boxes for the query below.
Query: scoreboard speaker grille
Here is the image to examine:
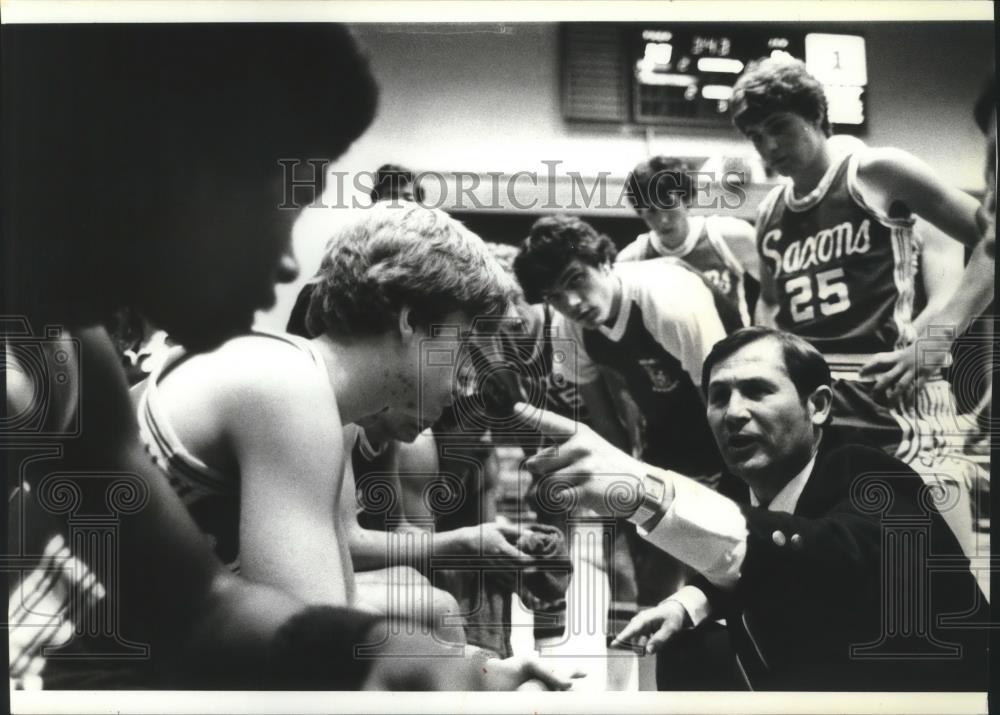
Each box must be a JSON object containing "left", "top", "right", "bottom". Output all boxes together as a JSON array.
[{"left": 560, "top": 24, "right": 628, "bottom": 123}]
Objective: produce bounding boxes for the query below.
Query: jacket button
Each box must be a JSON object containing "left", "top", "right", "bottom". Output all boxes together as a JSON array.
[
  {"left": 790, "top": 533, "right": 803, "bottom": 550},
  {"left": 771, "top": 530, "right": 787, "bottom": 547}
]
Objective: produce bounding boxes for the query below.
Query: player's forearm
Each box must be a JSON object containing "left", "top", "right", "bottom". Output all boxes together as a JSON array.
[
  {"left": 349, "top": 525, "right": 476, "bottom": 570},
  {"left": 913, "top": 242, "right": 994, "bottom": 340},
  {"left": 909, "top": 293, "right": 954, "bottom": 337},
  {"left": 349, "top": 527, "right": 431, "bottom": 570}
]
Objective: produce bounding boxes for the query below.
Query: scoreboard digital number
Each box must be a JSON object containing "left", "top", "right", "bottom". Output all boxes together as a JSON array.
[
  {"left": 805, "top": 33, "right": 867, "bottom": 126},
  {"left": 632, "top": 26, "right": 867, "bottom": 129}
]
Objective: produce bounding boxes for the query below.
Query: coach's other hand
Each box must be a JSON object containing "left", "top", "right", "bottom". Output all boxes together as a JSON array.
[{"left": 611, "top": 599, "right": 690, "bottom": 656}]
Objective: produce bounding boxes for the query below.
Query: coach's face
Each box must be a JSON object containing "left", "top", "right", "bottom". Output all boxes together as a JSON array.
[{"left": 705, "top": 338, "right": 830, "bottom": 493}]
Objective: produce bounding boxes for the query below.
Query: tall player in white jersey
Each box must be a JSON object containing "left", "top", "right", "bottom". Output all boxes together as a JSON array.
[{"left": 730, "top": 57, "right": 994, "bottom": 555}]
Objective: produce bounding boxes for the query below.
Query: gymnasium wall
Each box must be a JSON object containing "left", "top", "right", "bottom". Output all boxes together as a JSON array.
[
  {"left": 342, "top": 22, "right": 993, "bottom": 192},
  {"left": 258, "top": 20, "right": 994, "bottom": 331}
]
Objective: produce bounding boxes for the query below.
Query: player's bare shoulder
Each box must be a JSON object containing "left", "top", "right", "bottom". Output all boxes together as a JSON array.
[
  {"left": 223, "top": 333, "right": 333, "bottom": 406},
  {"left": 162, "top": 332, "right": 335, "bottom": 424},
  {"left": 716, "top": 214, "right": 756, "bottom": 239},
  {"left": 852, "top": 145, "right": 922, "bottom": 189},
  {"left": 715, "top": 215, "right": 758, "bottom": 250}
]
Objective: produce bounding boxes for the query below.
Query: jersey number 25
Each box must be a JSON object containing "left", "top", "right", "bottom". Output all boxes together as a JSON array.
[{"left": 785, "top": 268, "right": 851, "bottom": 323}]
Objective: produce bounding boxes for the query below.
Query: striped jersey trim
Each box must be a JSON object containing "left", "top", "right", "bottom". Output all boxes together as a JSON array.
[
  {"left": 782, "top": 155, "right": 845, "bottom": 213},
  {"left": 888, "top": 224, "right": 919, "bottom": 349},
  {"left": 9, "top": 534, "right": 106, "bottom": 688},
  {"left": 843, "top": 152, "right": 918, "bottom": 350}
]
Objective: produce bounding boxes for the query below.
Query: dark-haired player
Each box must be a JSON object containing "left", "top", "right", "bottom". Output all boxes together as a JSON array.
[
  {"left": 514, "top": 214, "right": 735, "bottom": 606},
  {"left": 5, "top": 22, "right": 377, "bottom": 689}
]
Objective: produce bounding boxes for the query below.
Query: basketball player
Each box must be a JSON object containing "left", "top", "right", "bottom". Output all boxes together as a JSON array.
[
  {"left": 136, "top": 204, "right": 515, "bottom": 639},
  {"left": 286, "top": 163, "right": 423, "bottom": 338},
  {"left": 621, "top": 156, "right": 761, "bottom": 326},
  {"left": 4, "top": 24, "right": 407, "bottom": 689},
  {"left": 731, "top": 57, "right": 993, "bottom": 552},
  {"left": 514, "top": 214, "right": 733, "bottom": 606},
  {"left": 963, "top": 75, "right": 996, "bottom": 461}
]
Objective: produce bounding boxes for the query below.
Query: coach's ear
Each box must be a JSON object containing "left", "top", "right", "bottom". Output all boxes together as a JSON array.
[{"left": 807, "top": 384, "right": 833, "bottom": 427}]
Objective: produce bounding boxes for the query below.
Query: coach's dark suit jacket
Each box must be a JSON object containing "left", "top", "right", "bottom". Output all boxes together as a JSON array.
[{"left": 697, "top": 442, "right": 989, "bottom": 691}]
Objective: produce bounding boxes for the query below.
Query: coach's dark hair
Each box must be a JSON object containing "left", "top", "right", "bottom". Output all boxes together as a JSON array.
[
  {"left": 371, "top": 163, "right": 425, "bottom": 203},
  {"left": 731, "top": 57, "right": 831, "bottom": 137},
  {"left": 974, "top": 75, "right": 996, "bottom": 134},
  {"left": 513, "top": 214, "right": 617, "bottom": 304},
  {"left": 625, "top": 156, "right": 695, "bottom": 210},
  {"left": 702, "top": 327, "right": 832, "bottom": 403}
]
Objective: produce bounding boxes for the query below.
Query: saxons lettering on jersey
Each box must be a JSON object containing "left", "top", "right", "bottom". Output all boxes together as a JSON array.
[{"left": 761, "top": 219, "right": 873, "bottom": 279}]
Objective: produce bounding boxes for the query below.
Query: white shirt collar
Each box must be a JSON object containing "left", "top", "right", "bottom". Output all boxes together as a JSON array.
[{"left": 749, "top": 453, "right": 817, "bottom": 512}]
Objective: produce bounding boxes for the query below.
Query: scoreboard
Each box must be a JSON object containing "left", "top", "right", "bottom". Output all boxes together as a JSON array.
[{"left": 630, "top": 25, "right": 867, "bottom": 129}]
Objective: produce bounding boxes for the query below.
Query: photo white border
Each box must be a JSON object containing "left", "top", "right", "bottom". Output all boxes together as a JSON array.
[
  {"left": 7, "top": 690, "right": 993, "bottom": 714},
  {"left": 4, "top": 2, "right": 993, "bottom": 714},
  {"left": 0, "top": 0, "right": 993, "bottom": 24}
]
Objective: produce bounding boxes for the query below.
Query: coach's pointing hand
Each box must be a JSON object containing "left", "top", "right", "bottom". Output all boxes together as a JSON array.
[{"left": 518, "top": 403, "right": 648, "bottom": 518}]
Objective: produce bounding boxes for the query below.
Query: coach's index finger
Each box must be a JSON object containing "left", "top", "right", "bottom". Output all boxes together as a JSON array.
[{"left": 512, "top": 402, "right": 578, "bottom": 441}]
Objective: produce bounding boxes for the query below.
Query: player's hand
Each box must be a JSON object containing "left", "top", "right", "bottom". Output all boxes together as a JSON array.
[
  {"left": 518, "top": 403, "right": 646, "bottom": 518},
  {"left": 454, "top": 522, "right": 534, "bottom": 565},
  {"left": 611, "top": 599, "right": 690, "bottom": 656},
  {"left": 859, "top": 347, "right": 918, "bottom": 406},
  {"left": 479, "top": 654, "right": 585, "bottom": 691},
  {"left": 859, "top": 345, "right": 927, "bottom": 408},
  {"left": 860, "top": 333, "right": 956, "bottom": 408}
]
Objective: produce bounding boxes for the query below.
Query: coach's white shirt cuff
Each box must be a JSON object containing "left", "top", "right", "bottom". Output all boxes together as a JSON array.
[
  {"left": 638, "top": 473, "right": 747, "bottom": 589},
  {"left": 665, "top": 585, "right": 712, "bottom": 627}
]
